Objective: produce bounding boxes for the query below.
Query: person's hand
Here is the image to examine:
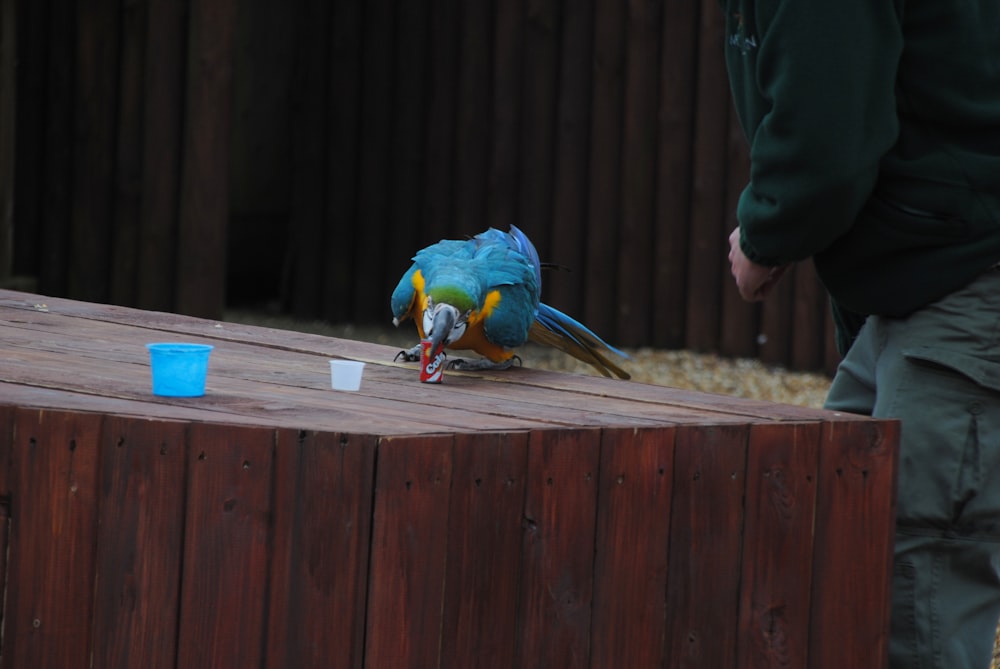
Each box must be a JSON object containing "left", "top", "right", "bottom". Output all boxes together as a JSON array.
[{"left": 728, "top": 227, "right": 789, "bottom": 301}]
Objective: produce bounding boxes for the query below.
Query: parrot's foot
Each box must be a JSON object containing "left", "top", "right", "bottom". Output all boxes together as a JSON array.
[
  {"left": 447, "top": 355, "right": 522, "bottom": 372},
  {"left": 394, "top": 345, "right": 423, "bottom": 363}
]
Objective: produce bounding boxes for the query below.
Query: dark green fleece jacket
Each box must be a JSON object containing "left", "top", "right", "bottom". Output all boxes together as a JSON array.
[{"left": 722, "top": 0, "right": 1000, "bottom": 344}]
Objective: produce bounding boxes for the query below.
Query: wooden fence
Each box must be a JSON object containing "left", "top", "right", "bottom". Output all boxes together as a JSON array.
[{"left": 4, "top": 0, "right": 839, "bottom": 373}]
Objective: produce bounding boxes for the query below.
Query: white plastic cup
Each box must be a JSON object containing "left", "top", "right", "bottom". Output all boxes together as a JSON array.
[
  {"left": 330, "top": 359, "right": 365, "bottom": 391},
  {"left": 147, "top": 343, "right": 214, "bottom": 397}
]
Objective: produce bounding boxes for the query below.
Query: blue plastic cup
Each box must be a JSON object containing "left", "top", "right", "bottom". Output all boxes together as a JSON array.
[{"left": 147, "top": 343, "right": 214, "bottom": 397}]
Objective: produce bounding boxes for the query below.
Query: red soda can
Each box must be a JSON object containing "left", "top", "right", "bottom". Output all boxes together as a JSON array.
[{"left": 420, "top": 339, "right": 445, "bottom": 383}]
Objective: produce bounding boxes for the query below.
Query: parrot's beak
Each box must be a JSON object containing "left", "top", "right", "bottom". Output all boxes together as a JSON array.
[{"left": 428, "top": 306, "right": 456, "bottom": 360}]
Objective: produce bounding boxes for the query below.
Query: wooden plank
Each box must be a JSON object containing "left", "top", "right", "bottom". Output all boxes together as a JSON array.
[
  {"left": 439, "top": 431, "right": 529, "bottom": 668},
  {"left": 285, "top": 0, "right": 332, "bottom": 319},
  {"left": 0, "top": 404, "right": 12, "bottom": 495},
  {"left": 420, "top": 0, "right": 459, "bottom": 243},
  {"left": 365, "top": 434, "right": 454, "bottom": 668},
  {"left": 321, "top": 0, "right": 363, "bottom": 321},
  {"left": 809, "top": 419, "right": 898, "bottom": 669},
  {"left": 651, "top": 0, "right": 699, "bottom": 348},
  {"left": 175, "top": 423, "right": 273, "bottom": 668},
  {"left": 137, "top": 0, "right": 186, "bottom": 311},
  {"left": 590, "top": 426, "right": 675, "bottom": 668},
  {"left": 547, "top": 0, "right": 594, "bottom": 318},
  {"left": 4, "top": 408, "right": 102, "bottom": 669},
  {"left": 90, "top": 416, "right": 187, "bottom": 669},
  {"left": 584, "top": 0, "right": 625, "bottom": 338},
  {"left": 452, "top": 0, "right": 491, "bottom": 235},
  {"left": 109, "top": 0, "right": 147, "bottom": 306},
  {"left": 664, "top": 424, "right": 748, "bottom": 668},
  {"left": 265, "top": 429, "right": 376, "bottom": 669},
  {"left": 518, "top": 0, "right": 558, "bottom": 245},
  {"left": 176, "top": 0, "right": 236, "bottom": 318},
  {"left": 486, "top": 0, "right": 523, "bottom": 234},
  {"left": 352, "top": 0, "right": 395, "bottom": 323},
  {"left": 0, "top": 0, "right": 14, "bottom": 279},
  {"left": 791, "top": 260, "right": 826, "bottom": 372},
  {"left": 615, "top": 0, "right": 662, "bottom": 347},
  {"left": 69, "top": 0, "right": 119, "bottom": 302},
  {"left": 736, "top": 422, "right": 819, "bottom": 669},
  {"left": 683, "top": 0, "right": 730, "bottom": 353},
  {"left": 514, "top": 428, "right": 600, "bottom": 668}
]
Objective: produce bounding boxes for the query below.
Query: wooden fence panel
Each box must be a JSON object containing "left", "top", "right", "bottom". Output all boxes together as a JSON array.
[
  {"left": 5, "top": 409, "right": 101, "bottom": 669},
  {"left": 91, "top": 417, "right": 187, "bottom": 669},
  {"left": 10, "top": 0, "right": 840, "bottom": 373}
]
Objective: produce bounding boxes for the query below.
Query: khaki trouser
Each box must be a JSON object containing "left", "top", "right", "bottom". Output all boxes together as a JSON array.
[{"left": 826, "top": 270, "right": 1000, "bottom": 669}]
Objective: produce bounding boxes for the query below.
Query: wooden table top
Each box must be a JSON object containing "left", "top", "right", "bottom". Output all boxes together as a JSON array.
[{"left": 0, "top": 289, "right": 854, "bottom": 436}]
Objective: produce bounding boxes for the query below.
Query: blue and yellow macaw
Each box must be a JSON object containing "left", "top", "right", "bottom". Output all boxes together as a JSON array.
[{"left": 390, "top": 225, "right": 629, "bottom": 379}]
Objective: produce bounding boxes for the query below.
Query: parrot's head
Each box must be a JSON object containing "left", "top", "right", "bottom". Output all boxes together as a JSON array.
[{"left": 423, "top": 286, "right": 474, "bottom": 359}]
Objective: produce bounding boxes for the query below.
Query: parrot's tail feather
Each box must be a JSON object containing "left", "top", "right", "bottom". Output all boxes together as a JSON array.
[{"left": 529, "top": 304, "right": 631, "bottom": 380}]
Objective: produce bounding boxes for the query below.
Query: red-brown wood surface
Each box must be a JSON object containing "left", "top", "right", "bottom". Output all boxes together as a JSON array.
[
  {"left": 665, "top": 424, "right": 749, "bottom": 668},
  {"left": 175, "top": 423, "right": 273, "bottom": 668},
  {"left": 265, "top": 429, "right": 376, "bottom": 669},
  {"left": 590, "top": 427, "right": 675, "bottom": 668},
  {"left": 91, "top": 417, "right": 187, "bottom": 669},
  {"left": 4, "top": 409, "right": 101, "bottom": 669},
  {"left": 515, "top": 428, "right": 601, "bottom": 668},
  {"left": 809, "top": 419, "right": 899, "bottom": 669},
  {"left": 364, "top": 434, "right": 454, "bottom": 668},
  {"left": 737, "top": 422, "right": 819, "bottom": 669},
  {"left": 0, "top": 290, "right": 899, "bottom": 669},
  {"left": 440, "top": 432, "right": 529, "bottom": 668}
]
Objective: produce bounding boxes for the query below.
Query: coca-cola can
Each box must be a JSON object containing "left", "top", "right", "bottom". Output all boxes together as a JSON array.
[{"left": 420, "top": 339, "right": 445, "bottom": 383}]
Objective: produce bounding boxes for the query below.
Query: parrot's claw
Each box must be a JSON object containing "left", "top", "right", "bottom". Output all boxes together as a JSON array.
[
  {"left": 394, "top": 345, "right": 422, "bottom": 363},
  {"left": 447, "top": 355, "right": 522, "bottom": 372}
]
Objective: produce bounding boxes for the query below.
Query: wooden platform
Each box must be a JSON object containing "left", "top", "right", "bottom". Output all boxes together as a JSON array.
[{"left": 0, "top": 289, "right": 898, "bottom": 668}]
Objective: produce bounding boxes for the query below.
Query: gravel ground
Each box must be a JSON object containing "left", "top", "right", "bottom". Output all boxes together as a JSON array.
[
  {"left": 229, "top": 310, "right": 1000, "bottom": 667},
  {"left": 226, "top": 311, "right": 833, "bottom": 408}
]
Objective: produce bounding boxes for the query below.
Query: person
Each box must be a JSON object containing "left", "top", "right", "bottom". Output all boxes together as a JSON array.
[{"left": 721, "top": 1, "right": 1000, "bottom": 667}]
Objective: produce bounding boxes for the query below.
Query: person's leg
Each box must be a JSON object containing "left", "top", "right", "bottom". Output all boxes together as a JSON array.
[{"left": 848, "top": 272, "right": 1000, "bottom": 668}]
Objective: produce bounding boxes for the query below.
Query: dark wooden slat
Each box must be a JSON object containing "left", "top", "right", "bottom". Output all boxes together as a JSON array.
[
  {"left": 518, "top": 0, "right": 559, "bottom": 246},
  {"left": 590, "top": 426, "right": 675, "bottom": 668},
  {"left": 365, "top": 435, "right": 454, "bottom": 668},
  {"left": 352, "top": 0, "right": 396, "bottom": 323},
  {"left": 652, "top": 0, "right": 699, "bottom": 348},
  {"left": 4, "top": 408, "right": 101, "bottom": 669},
  {"left": 136, "top": 0, "right": 186, "bottom": 311},
  {"left": 285, "top": 0, "right": 332, "bottom": 318},
  {"left": 737, "top": 422, "right": 819, "bottom": 668},
  {"left": 809, "top": 419, "right": 898, "bottom": 669},
  {"left": 0, "top": 404, "right": 11, "bottom": 495},
  {"left": 68, "top": 0, "right": 119, "bottom": 303},
  {"left": 266, "top": 429, "right": 375, "bottom": 669},
  {"left": 90, "top": 416, "right": 187, "bottom": 669},
  {"left": 109, "top": 0, "right": 147, "bottom": 307},
  {"left": 665, "top": 424, "right": 748, "bottom": 668},
  {"left": 546, "top": 0, "right": 594, "bottom": 318},
  {"left": 486, "top": 0, "right": 523, "bottom": 234},
  {"left": 439, "top": 432, "right": 529, "bottom": 668},
  {"left": 321, "top": 0, "right": 363, "bottom": 321},
  {"left": 175, "top": 0, "right": 236, "bottom": 318},
  {"left": 584, "top": 0, "right": 625, "bottom": 338},
  {"left": 420, "top": 0, "right": 459, "bottom": 243},
  {"left": 514, "top": 428, "right": 600, "bottom": 668},
  {"left": 683, "top": 0, "right": 730, "bottom": 353},
  {"left": 175, "top": 423, "right": 273, "bottom": 668},
  {"left": 452, "top": 0, "right": 491, "bottom": 236},
  {"left": 615, "top": 0, "right": 662, "bottom": 347},
  {"left": 791, "top": 260, "right": 827, "bottom": 371},
  {"left": 0, "top": 0, "right": 14, "bottom": 279}
]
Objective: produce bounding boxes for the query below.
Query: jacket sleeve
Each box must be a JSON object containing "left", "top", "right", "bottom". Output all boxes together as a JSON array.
[{"left": 733, "top": 0, "right": 904, "bottom": 266}]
